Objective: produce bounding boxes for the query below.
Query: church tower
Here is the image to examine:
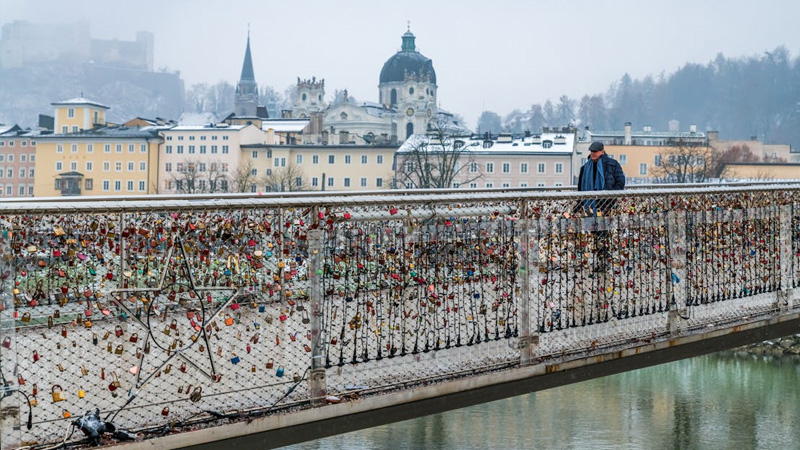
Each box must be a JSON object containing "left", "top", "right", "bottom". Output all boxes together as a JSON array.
[{"left": 235, "top": 33, "right": 258, "bottom": 117}]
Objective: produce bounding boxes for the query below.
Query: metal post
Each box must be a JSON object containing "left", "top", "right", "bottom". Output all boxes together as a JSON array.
[
  {"left": 307, "top": 209, "right": 326, "bottom": 406},
  {"left": 667, "top": 208, "right": 688, "bottom": 335},
  {"left": 778, "top": 204, "right": 792, "bottom": 312},
  {"left": 518, "top": 201, "right": 534, "bottom": 365}
]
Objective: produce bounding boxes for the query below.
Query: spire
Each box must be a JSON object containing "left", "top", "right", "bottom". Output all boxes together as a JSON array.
[
  {"left": 401, "top": 25, "right": 416, "bottom": 52},
  {"left": 240, "top": 33, "right": 255, "bottom": 82}
]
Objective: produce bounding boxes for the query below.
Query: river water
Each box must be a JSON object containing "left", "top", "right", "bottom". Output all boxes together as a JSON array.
[{"left": 283, "top": 353, "right": 800, "bottom": 449}]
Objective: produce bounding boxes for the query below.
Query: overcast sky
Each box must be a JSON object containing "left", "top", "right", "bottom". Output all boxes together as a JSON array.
[{"left": 3, "top": 0, "right": 800, "bottom": 128}]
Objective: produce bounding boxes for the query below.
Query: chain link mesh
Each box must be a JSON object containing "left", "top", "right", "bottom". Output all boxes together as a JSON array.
[{"left": 0, "top": 184, "right": 796, "bottom": 447}]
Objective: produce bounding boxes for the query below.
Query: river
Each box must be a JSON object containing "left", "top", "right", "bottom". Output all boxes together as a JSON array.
[{"left": 282, "top": 353, "right": 800, "bottom": 449}]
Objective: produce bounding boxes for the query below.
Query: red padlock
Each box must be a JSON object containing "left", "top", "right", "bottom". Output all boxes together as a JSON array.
[
  {"left": 32, "top": 350, "right": 39, "bottom": 362},
  {"left": 161, "top": 407, "right": 169, "bottom": 416}
]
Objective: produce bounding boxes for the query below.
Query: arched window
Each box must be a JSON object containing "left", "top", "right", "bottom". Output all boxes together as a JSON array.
[
  {"left": 302, "top": 93, "right": 307, "bottom": 101},
  {"left": 406, "top": 122, "right": 414, "bottom": 139},
  {"left": 390, "top": 89, "right": 397, "bottom": 106},
  {"left": 409, "top": 87, "right": 415, "bottom": 95}
]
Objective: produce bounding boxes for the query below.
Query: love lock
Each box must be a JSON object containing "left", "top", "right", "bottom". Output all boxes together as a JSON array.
[
  {"left": 51, "top": 384, "right": 66, "bottom": 402},
  {"left": 190, "top": 387, "right": 202, "bottom": 402}
]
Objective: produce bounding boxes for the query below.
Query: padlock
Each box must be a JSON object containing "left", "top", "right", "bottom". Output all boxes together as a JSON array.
[
  {"left": 20, "top": 312, "right": 31, "bottom": 323},
  {"left": 170, "top": 319, "right": 178, "bottom": 330},
  {"left": 251, "top": 365, "right": 257, "bottom": 373},
  {"left": 161, "top": 407, "right": 169, "bottom": 416},
  {"left": 32, "top": 350, "right": 39, "bottom": 362},
  {"left": 109, "top": 371, "right": 121, "bottom": 390},
  {"left": 279, "top": 313, "right": 287, "bottom": 322},
  {"left": 61, "top": 326, "right": 68, "bottom": 338},
  {"left": 62, "top": 409, "right": 71, "bottom": 419},
  {"left": 81, "top": 365, "right": 88, "bottom": 376},
  {"left": 293, "top": 373, "right": 301, "bottom": 383},
  {"left": 51, "top": 384, "right": 65, "bottom": 402},
  {"left": 103, "top": 331, "right": 111, "bottom": 340},
  {"left": 53, "top": 309, "right": 61, "bottom": 318},
  {"left": 266, "top": 358, "right": 274, "bottom": 369},
  {"left": 230, "top": 354, "right": 240, "bottom": 364},
  {"left": 58, "top": 363, "right": 65, "bottom": 372},
  {"left": 179, "top": 362, "right": 186, "bottom": 373},
  {"left": 2, "top": 337, "right": 10, "bottom": 349},
  {"left": 276, "top": 366, "right": 284, "bottom": 377},
  {"left": 78, "top": 387, "right": 85, "bottom": 398},
  {"left": 164, "top": 364, "right": 172, "bottom": 374},
  {"left": 190, "top": 387, "right": 202, "bottom": 403},
  {"left": 224, "top": 314, "right": 234, "bottom": 326},
  {"left": 163, "top": 324, "right": 171, "bottom": 336},
  {"left": 129, "top": 333, "right": 139, "bottom": 343},
  {"left": 115, "top": 325, "right": 123, "bottom": 338},
  {"left": 28, "top": 397, "right": 38, "bottom": 406},
  {"left": 107, "top": 342, "right": 112, "bottom": 353},
  {"left": 48, "top": 316, "right": 54, "bottom": 328},
  {"left": 32, "top": 384, "right": 37, "bottom": 396},
  {"left": 115, "top": 344, "right": 124, "bottom": 355},
  {"left": 84, "top": 319, "right": 92, "bottom": 329},
  {"left": 92, "top": 333, "right": 98, "bottom": 345}
]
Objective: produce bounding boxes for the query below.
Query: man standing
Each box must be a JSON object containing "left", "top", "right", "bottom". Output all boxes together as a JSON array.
[{"left": 578, "top": 142, "right": 625, "bottom": 271}]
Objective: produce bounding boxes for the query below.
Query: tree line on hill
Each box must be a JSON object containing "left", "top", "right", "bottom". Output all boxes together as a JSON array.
[{"left": 477, "top": 46, "right": 800, "bottom": 149}]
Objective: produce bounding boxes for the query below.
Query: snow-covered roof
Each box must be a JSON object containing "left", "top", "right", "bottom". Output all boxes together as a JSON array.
[
  {"left": 51, "top": 97, "right": 110, "bottom": 109},
  {"left": 178, "top": 112, "right": 219, "bottom": 126},
  {"left": 261, "top": 119, "right": 309, "bottom": 133},
  {"left": 398, "top": 132, "right": 575, "bottom": 155},
  {"left": 166, "top": 124, "right": 246, "bottom": 132}
]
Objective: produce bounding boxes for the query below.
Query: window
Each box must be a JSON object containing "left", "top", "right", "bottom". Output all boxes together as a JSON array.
[
  {"left": 312, "top": 155, "right": 319, "bottom": 164},
  {"left": 61, "top": 126, "right": 68, "bottom": 134},
  {"left": 189, "top": 136, "right": 195, "bottom": 141},
  {"left": 127, "top": 181, "right": 134, "bottom": 191},
  {"left": 555, "top": 163, "right": 563, "bottom": 174},
  {"left": 18, "top": 185, "right": 25, "bottom": 196},
  {"left": 250, "top": 168, "right": 258, "bottom": 176},
  {"left": 128, "top": 144, "right": 134, "bottom": 153},
  {"left": 501, "top": 183, "right": 510, "bottom": 188},
  {"left": 28, "top": 169, "right": 33, "bottom": 177},
  {"left": 211, "top": 145, "right": 218, "bottom": 154},
  {"left": 85, "top": 161, "right": 93, "bottom": 171},
  {"left": 542, "top": 141, "right": 553, "bottom": 149},
  {"left": 327, "top": 177, "right": 334, "bottom": 187},
  {"left": 200, "top": 136, "right": 206, "bottom": 141},
  {"left": 4, "top": 186, "right": 10, "bottom": 195},
  {"left": 502, "top": 162, "right": 510, "bottom": 173},
  {"left": 555, "top": 183, "right": 563, "bottom": 187},
  {"left": 139, "top": 162, "right": 146, "bottom": 171},
  {"left": 199, "top": 163, "right": 206, "bottom": 172},
  {"left": 0, "top": 169, "right": 4, "bottom": 178},
  {"left": 18, "top": 168, "right": 25, "bottom": 178},
  {"left": 6, "top": 154, "right": 11, "bottom": 162},
  {"left": 140, "top": 144, "right": 146, "bottom": 153},
  {"left": 104, "top": 144, "right": 111, "bottom": 153},
  {"left": 177, "top": 145, "right": 184, "bottom": 154},
  {"left": 29, "top": 154, "right": 34, "bottom": 162},
  {"left": 211, "top": 136, "right": 218, "bottom": 141},
  {"left": 537, "top": 183, "right": 545, "bottom": 187},
  {"left": 280, "top": 158, "right": 286, "bottom": 167},
  {"left": 486, "top": 182, "right": 494, "bottom": 188},
  {"left": 296, "top": 154, "right": 303, "bottom": 164},
  {"left": 56, "top": 161, "right": 63, "bottom": 171},
  {"left": 273, "top": 157, "right": 279, "bottom": 167},
  {"left": 57, "top": 145, "right": 63, "bottom": 153},
  {"left": 20, "top": 154, "right": 26, "bottom": 162},
  {"left": 177, "top": 136, "right": 184, "bottom": 141},
  {"left": 87, "top": 144, "right": 93, "bottom": 153},
  {"left": 5, "top": 169, "right": 10, "bottom": 178},
  {"left": 28, "top": 185, "right": 33, "bottom": 195},
  {"left": 654, "top": 155, "right": 663, "bottom": 167},
  {"left": 127, "top": 162, "right": 134, "bottom": 171},
  {"left": 469, "top": 182, "right": 478, "bottom": 188},
  {"left": 405, "top": 182, "right": 413, "bottom": 189},
  {"left": 200, "top": 145, "right": 207, "bottom": 154},
  {"left": 72, "top": 126, "right": 79, "bottom": 133},
  {"left": 361, "top": 155, "right": 367, "bottom": 164},
  {"left": 344, "top": 178, "right": 351, "bottom": 187},
  {"left": 311, "top": 177, "right": 319, "bottom": 187},
  {"left": 0, "top": 155, "right": 4, "bottom": 162},
  {"left": 486, "top": 162, "right": 494, "bottom": 173},
  {"left": 328, "top": 155, "right": 335, "bottom": 164},
  {"left": 222, "top": 136, "right": 229, "bottom": 141},
  {"left": 406, "top": 162, "right": 414, "bottom": 171},
  {"left": 85, "top": 179, "right": 93, "bottom": 190},
  {"left": 139, "top": 181, "right": 146, "bottom": 191},
  {"left": 188, "top": 145, "right": 195, "bottom": 154},
  {"left": 115, "top": 162, "right": 122, "bottom": 171},
  {"left": 20, "top": 141, "right": 26, "bottom": 147},
  {"left": 377, "top": 155, "right": 384, "bottom": 164},
  {"left": 222, "top": 163, "right": 228, "bottom": 172},
  {"left": 618, "top": 155, "right": 627, "bottom": 164},
  {"left": 639, "top": 163, "right": 648, "bottom": 175},
  {"left": 177, "top": 163, "right": 184, "bottom": 172},
  {"left": 68, "top": 108, "right": 74, "bottom": 118},
  {"left": 116, "top": 144, "right": 122, "bottom": 153},
  {"left": 114, "top": 181, "right": 121, "bottom": 191},
  {"left": 520, "top": 162, "right": 528, "bottom": 173},
  {"left": 537, "top": 163, "right": 546, "bottom": 174},
  {"left": 165, "top": 163, "right": 172, "bottom": 172},
  {"left": 103, "top": 180, "right": 110, "bottom": 191},
  {"left": 376, "top": 178, "right": 383, "bottom": 187},
  {"left": 222, "top": 145, "right": 229, "bottom": 154},
  {"left": 166, "top": 136, "right": 173, "bottom": 141},
  {"left": 252, "top": 151, "right": 259, "bottom": 159},
  {"left": 454, "top": 182, "right": 461, "bottom": 188},
  {"left": 520, "top": 182, "right": 528, "bottom": 187},
  {"left": 360, "top": 177, "right": 367, "bottom": 187},
  {"left": 294, "top": 177, "right": 302, "bottom": 187},
  {"left": 345, "top": 155, "right": 351, "bottom": 164},
  {"left": 103, "top": 162, "right": 110, "bottom": 171}
]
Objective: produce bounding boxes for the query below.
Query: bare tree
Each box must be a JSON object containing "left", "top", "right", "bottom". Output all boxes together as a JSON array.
[
  {"left": 231, "top": 160, "right": 259, "bottom": 193},
  {"left": 394, "top": 117, "right": 481, "bottom": 189},
  {"left": 263, "top": 163, "right": 307, "bottom": 192},
  {"left": 651, "top": 138, "right": 718, "bottom": 183},
  {"left": 169, "top": 159, "right": 229, "bottom": 193}
]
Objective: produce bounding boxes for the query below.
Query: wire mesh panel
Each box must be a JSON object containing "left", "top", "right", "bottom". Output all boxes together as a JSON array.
[{"left": 0, "top": 185, "right": 796, "bottom": 448}]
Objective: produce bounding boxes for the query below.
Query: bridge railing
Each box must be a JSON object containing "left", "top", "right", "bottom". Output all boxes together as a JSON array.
[{"left": 0, "top": 183, "right": 797, "bottom": 447}]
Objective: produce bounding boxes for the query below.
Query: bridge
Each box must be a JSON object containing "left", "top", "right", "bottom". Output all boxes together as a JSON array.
[{"left": 0, "top": 183, "right": 798, "bottom": 449}]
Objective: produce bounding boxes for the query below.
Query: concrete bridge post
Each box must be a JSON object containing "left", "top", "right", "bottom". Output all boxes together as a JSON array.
[
  {"left": 518, "top": 202, "right": 538, "bottom": 365},
  {"left": 778, "top": 204, "right": 793, "bottom": 312},
  {"left": 667, "top": 209, "right": 688, "bottom": 335},
  {"left": 307, "top": 215, "right": 326, "bottom": 406}
]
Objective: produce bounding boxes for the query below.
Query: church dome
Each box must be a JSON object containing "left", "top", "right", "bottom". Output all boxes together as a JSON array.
[{"left": 379, "top": 31, "right": 436, "bottom": 85}]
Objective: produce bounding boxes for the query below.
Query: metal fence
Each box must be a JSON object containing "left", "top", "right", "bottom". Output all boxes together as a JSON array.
[{"left": 0, "top": 184, "right": 797, "bottom": 448}]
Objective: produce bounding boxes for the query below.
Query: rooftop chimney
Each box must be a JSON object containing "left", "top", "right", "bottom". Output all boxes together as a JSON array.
[{"left": 624, "top": 122, "right": 632, "bottom": 145}]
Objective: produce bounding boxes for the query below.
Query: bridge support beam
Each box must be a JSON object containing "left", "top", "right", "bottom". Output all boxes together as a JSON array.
[
  {"left": 307, "top": 225, "right": 326, "bottom": 406},
  {"left": 778, "top": 205, "right": 793, "bottom": 313},
  {"left": 667, "top": 210, "right": 688, "bottom": 336}
]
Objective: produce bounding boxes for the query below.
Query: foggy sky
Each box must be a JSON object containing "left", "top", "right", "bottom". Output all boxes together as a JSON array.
[{"left": 2, "top": 0, "right": 800, "bottom": 128}]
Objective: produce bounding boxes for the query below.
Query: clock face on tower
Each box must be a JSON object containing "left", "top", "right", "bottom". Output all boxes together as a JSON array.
[{"left": 406, "top": 107, "right": 414, "bottom": 117}]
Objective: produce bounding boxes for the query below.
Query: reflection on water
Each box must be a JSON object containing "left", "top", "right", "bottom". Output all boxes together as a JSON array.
[{"left": 283, "top": 354, "right": 800, "bottom": 450}]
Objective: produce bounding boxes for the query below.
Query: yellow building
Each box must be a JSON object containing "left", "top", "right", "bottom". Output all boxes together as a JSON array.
[
  {"left": 723, "top": 163, "right": 800, "bottom": 180},
  {"left": 52, "top": 97, "right": 109, "bottom": 134},
  {"left": 34, "top": 97, "right": 162, "bottom": 197}
]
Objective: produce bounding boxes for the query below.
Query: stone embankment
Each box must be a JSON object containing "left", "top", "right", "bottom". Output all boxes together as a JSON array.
[{"left": 732, "top": 335, "right": 800, "bottom": 357}]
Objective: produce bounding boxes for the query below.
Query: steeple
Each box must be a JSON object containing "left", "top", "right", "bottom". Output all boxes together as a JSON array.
[
  {"left": 401, "top": 27, "right": 416, "bottom": 52},
  {"left": 235, "top": 31, "right": 258, "bottom": 117}
]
